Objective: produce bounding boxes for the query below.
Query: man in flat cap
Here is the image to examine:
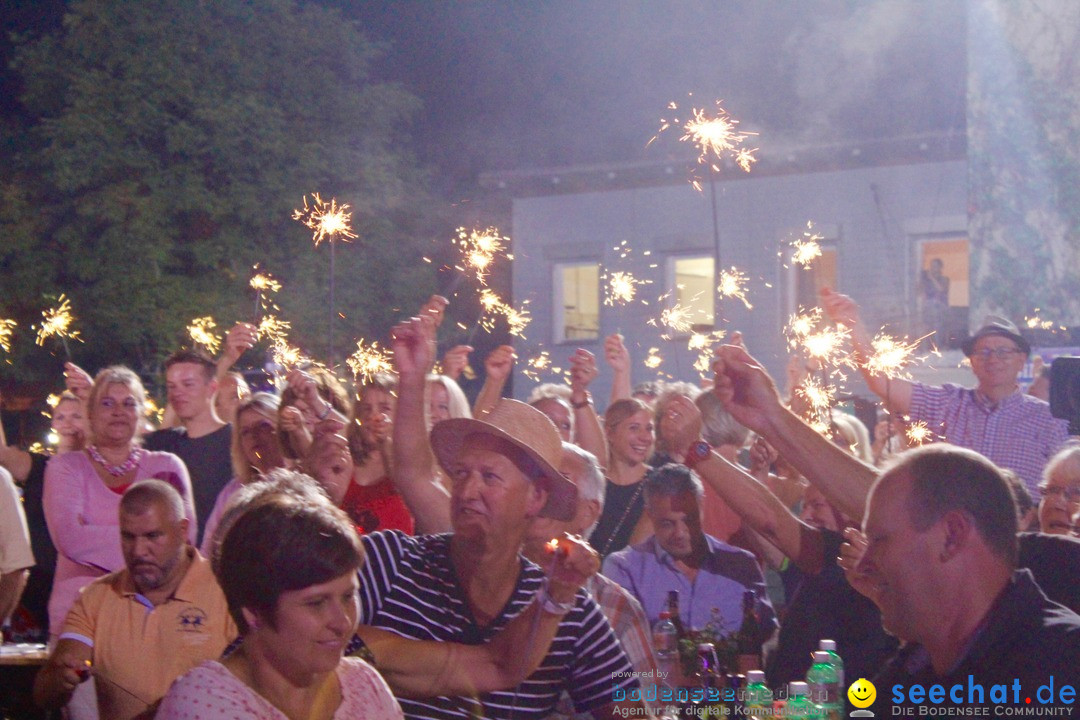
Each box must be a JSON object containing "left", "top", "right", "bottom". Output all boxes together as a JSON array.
[{"left": 824, "top": 289, "right": 1068, "bottom": 496}]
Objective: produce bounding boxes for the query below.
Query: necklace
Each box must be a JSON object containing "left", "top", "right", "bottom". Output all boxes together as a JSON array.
[
  {"left": 88, "top": 445, "right": 143, "bottom": 477},
  {"left": 598, "top": 481, "right": 644, "bottom": 558}
]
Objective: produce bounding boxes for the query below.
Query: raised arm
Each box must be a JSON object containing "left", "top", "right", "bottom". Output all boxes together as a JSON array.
[
  {"left": 663, "top": 395, "right": 825, "bottom": 573},
  {"left": 603, "top": 333, "right": 632, "bottom": 405},
  {"left": 712, "top": 345, "right": 877, "bottom": 522},
  {"left": 0, "top": 391, "right": 32, "bottom": 482},
  {"left": 820, "top": 288, "right": 913, "bottom": 414},
  {"left": 472, "top": 345, "right": 515, "bottom": 418},
  {"left": 389, "top": 315, "right": 451, "bottom": 534},
  {"left": 215, "top": 322, "right": 257, "bottom": 383},
  {"left": 359, "top": 533, "right": 598, "bottom": 697},
  {"left": 568, "top": 349, "right": 608, "bottom": 468}
]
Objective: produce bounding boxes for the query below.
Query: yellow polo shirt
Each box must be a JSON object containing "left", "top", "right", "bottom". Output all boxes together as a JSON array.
[{"left": 60, "top": 549, "right": 237, "bottom": 720}]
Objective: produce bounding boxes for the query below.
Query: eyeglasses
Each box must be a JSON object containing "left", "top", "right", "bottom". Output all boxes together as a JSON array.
[
  {"left": 971, "top": 348, "right": 1023, "bottom": 360},
  {"left": 1040, "top": 485, "right": 1080, "bottom": 503}
]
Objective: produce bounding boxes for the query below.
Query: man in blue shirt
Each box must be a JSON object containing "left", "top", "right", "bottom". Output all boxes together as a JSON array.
[{"left": 602, "top": 463, "right": 776, "bottom": 638}]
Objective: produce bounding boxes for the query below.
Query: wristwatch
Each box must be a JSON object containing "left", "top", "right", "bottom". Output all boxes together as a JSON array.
[
  {"left": 571, "top": 393, "right": 593, "bottom": 410},
  {"left": 684, "top": 440, "right": 712, "bottom": 470}
]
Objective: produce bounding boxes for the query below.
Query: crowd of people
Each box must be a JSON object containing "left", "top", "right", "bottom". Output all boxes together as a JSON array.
[{"left": 1, "top": 288, "right": 1079, "bottom": 720}]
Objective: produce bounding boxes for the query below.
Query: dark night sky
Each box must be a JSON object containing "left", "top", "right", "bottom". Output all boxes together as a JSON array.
[{"left": 3, "top": 1, "right": 967, "bottom": 191}]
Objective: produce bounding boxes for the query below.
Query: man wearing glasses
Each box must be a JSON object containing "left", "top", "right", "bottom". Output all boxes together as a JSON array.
[{"left": 823, "top": 290, "right": 1068, "bottom": 497}]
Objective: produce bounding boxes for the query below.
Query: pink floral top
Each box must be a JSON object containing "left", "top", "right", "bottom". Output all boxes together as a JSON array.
[{"left": 156, "top": 658, "right": 403, "bottom": 720}]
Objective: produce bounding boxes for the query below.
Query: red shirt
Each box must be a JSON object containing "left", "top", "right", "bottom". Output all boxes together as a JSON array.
[{"left": 340, "top": 477, "right": 415, "bottom": 535}]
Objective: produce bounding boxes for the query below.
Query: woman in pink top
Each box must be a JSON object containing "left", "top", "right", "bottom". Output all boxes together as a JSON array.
[{"left": 43, "top": 366, "right": 195, "bottom": 637}]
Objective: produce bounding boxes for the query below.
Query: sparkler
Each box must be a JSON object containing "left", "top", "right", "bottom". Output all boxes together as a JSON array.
[
  {"left": 0, "top": 318, "right": 15, "bottom": 354},
  {"left": 270, "top": 340, "right": 305, "bottom": 372},
  {"left": 784, "top": 308, "right": 823, "bottom": 350},
  {"left": 791, "top": 223, "right": 824, "bottom": 268},
  {"left": 346, "top": 340, "right": 394, "bottom": 385},
  {"left": 652, "top": 99, "right": 758, "bottom": 186},
  {"left": 292, "top": 193, "right": 357, "bottom": 247},
  {"left": 452, "top": 227, "right": 511, "bottom": 286},
  {"left": 905, "top": 420, "right": 932, "bottom": 446},
  {"left": 256, "top": 315, "right": 292, "bottom": 346},
  {"left": 717, "top": 268, "right": 753, "bottom": 310},
  {"left": 471, "top": 289, "right": 531, "bottom": 340},
  {"left": 644, "top": 347, "right": 663, "bottom": 370},
  {"left": 187, "top": 317, "right": 222, "bottom": 355},
  {"left": 659, "top": 304, "right": 695, "bottom": 335},
  {"left": 801, "top": 325, "right": 850, "bottom": 366},
  {"left": 35, "top": 295, "right": 81, "bottom": 359},
  {"left": 293, "top": 192, "right": 357, "bottom": 363},
  {"left": 249, "top": 267, "right": 282, "bottom": 322},
  {"left": 604, "top": 271, "right": 650, "bottom": 307},
  {"left": 863, "top": 332, "right": 926, "bottom": 379}
]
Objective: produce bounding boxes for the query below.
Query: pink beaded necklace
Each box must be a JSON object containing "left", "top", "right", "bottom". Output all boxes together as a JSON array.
[{"left": 87, "top": 445, "right": 144, "bottom": 477}]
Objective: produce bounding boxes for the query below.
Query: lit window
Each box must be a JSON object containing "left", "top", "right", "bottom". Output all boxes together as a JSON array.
[
  {"left": 554, "top": 263, "right": 599, "bottom": 342},
  {"left": 670, "top": 256, "right": 715, "bottom": 329}
]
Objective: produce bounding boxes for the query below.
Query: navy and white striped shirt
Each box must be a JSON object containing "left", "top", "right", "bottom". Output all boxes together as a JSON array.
[{"left": 359, "top": 530, "right": 639, "bottom": 720}]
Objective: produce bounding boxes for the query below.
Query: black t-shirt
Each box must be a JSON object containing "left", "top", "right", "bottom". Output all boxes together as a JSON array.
[
  {"left": 766, "top": 528, "right": 898, "bottom": 689},
  {"left": 144, "top": 424, "right": 232, "bottom": 545},
  {"left": 589, "top": 479, "right": 646, "bottom": 560}
]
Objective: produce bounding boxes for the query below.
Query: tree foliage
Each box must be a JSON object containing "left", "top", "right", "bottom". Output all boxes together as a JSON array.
[{"left": 0, "top": 0, "right": 436, "bottom": 385}]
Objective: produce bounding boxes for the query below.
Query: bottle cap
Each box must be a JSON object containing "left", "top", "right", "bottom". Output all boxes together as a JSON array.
[
  {"left": 659, "top": 611, "right": 671, "bottom": 619},
  {"left": 746, "top": 670, "right": 766, "bottom": 684},
  {"left": 819, "top": 639, "right": 837, "bottom": 651},
  {"left": 812, "top": 651, "right": 832, "bottom": 663},
  {"left": 789, "top": 682, "right": 809, "bottom": 696}
]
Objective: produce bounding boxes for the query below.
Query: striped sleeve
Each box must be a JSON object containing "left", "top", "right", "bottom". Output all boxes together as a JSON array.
[
  {"left": 358, "top": 530, "right": 408, "bottom": 625},
  {"left": 569, "top": 594, "right": 639, "bottom": 713}
]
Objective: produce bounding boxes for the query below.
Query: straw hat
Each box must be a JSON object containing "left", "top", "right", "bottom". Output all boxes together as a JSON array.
[{"left": 430, "top": 399, "right": 577, "bottom": 521}]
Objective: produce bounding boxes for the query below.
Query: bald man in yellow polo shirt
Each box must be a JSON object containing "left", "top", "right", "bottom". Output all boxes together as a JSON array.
[{"left": 34, "top": 480, "right": 236, "bottom": 719}]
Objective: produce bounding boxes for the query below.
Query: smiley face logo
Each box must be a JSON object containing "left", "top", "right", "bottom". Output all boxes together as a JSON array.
[{"left": 848, "top": 678, "right": 876, "bottom": 709}]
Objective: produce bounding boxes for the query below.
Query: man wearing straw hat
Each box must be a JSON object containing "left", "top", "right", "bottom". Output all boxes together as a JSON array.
[{"left": 356, "top": 317, "right": 641, "bottom": 720}]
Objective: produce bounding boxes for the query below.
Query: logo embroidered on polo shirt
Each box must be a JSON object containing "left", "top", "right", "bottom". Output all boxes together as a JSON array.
[{"left": 177, "top": 608, "right": 208, "bottom": 632}]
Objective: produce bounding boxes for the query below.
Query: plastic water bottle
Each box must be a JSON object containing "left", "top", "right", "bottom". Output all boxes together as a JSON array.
[
  {"left": 818, "top": 639, "right": 844, "bottom": 687},
  {"left": 784, "top": 682, "right": 816, "bottom": 720},
  {"left": 744, "top": 669, "right": 772, "bottom": 717},
  {"left": 806, "top": 651, "right": 842, "bottom": 720},
  {"left": 652, "top": 611, "right": 678, "bottom": 676}
]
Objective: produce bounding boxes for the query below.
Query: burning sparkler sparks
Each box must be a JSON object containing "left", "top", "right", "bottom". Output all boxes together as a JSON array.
[
  {"left": 644, "top": 347, "right": 663, "bottom": 369},
  {"left": 652, "top": 97, "right": 758, "bottom": 190},
  {"left": 604, "top": 271, "right": 649, "bottom": 307},
  {"left": 0, "top": 318, "right": 15, "bottom": 354},
  {"left": 346, "top": 340, "right": 394, "bottom": 384},
  {"left": 270, "top": 341, "right": 305, "bottom": 371},
  {"left": 802, "top": 326, "right": 851, "bottom": 366},
  {"left": 249, "top": 271, "right": 281, "bottom": 294},
  {"left": 475, "top": 289, "right": 531, "bottom": 338},
  {"left": 905, "top": 420, "right": 932, "bottom": 446},
  {"left": 797, "top": 376, "right": 836, "bottom": 415},
  {"left": 659, "top": 304, "right": 695, "bottom": 335},
  {"left": 187, "top": 317, "right": 222, "bottom": 355},
  {"left": 717, "top": 268, "right": 753, "bottom": 310},
  {"left": 292, "top": 193, "right": 357, "bottom": 247},
  {"left": 785, "top": 308, "right": 823, "bottom": 349},
  {"left": 791, "top": 223, "right": 824, "bottom": 268},
  {"left": 453, "top": 227, "right": 511, "bottom": 286},
  {"left": 36, "top": 295, "right": 82, "bottom": 349},
  {"left": 863, "top": 332, "right": 926, "bottom": 379},
  {"left": 256, "top": 315, "right": 292, "bottom": 345}
]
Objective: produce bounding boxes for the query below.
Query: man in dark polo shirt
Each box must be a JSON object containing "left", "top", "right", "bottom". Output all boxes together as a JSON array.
[{"left": 144, "top": 350, "right": 233, "bottom": 545}]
